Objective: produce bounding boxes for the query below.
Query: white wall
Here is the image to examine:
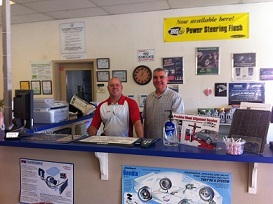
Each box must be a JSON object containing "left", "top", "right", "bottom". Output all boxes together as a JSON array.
[{"left": 1, "top": 2, "right": 273, "bottom": 139}]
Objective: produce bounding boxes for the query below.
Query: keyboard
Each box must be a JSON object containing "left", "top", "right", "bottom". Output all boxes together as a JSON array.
[{"left": 21, "top": 133, "right": 87, "bottom": 144}]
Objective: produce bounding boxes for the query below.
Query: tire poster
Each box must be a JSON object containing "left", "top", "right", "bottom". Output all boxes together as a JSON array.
[
  {"left": 122, "top": 165, "right": 231, "bottom": 204},
  {"left": 196, "top": 47, "right": 219, "bottom": 75}
]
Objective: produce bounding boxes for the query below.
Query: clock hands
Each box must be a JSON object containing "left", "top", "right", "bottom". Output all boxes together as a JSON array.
[{"left": 141, "top": 70, "right": 145, "bottom": 76}]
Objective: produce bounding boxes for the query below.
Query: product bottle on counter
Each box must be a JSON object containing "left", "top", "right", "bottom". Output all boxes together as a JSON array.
[
  {"left": 213, "top": 109, "right": 219, "bottom": 118},
  {"left": 163, "top": 110, "right": 178, "bottom": 146},
  {"left": 219, "top": 108, "right": 226, "bottom": 123},
  {"left": 225, "top": 109, "right": 233, "bottom": 124},
  {"left": 206, "top": 109, "right": 212, "bottom": 117}
]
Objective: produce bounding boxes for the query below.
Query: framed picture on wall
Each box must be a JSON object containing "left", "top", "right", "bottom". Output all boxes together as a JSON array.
[
  {"left": 97, "top": 58, "right": 110, "bottom": 69},
  {"left": 260, "top": 68, "right": 273, "bottom": 80},
  {"left": 42, "top": 80, "right": 52, "bottom": 95},
  {"left": 232, "top": 53, "right": 256, "bottom": 81},
  {"left": 97, "top": 71, "right": 110, "bottom": 82},
  {"left": 162, "top": 57, "right": 183, "bottom": 84},
  {"left": 31, "top": 81, "right": 41, "bottom": 95},
  {"left": 228, "top": 82, "right": 265, "bottom": 105},
  {"left": 20, "top": 81, "right": 30, "bottom": 90},
  {"left": 196, "top": 47, "right": 219, "bottom": 75},
  {"left": 112, "top": 70, "right": 127, "bottom": 82}
]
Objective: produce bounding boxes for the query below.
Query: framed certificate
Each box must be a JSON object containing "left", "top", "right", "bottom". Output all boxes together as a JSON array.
[
  {"left": 97, "top": 58, "right": 110, "bottom": 69},
  {"left": 20, "top": 81, "right": 30, "bottom": 90},
  {"left": 31, "top": 81, "right": 41, "bottom": 95},
  {"left": 112, "top": 70, "right": 127, "bottom": 82},
  {"left": 42, "top": 80, "right": 52, "bottom": 95},
  {"left": 97, "top": 71, "right": 110, "bottom": 82}
]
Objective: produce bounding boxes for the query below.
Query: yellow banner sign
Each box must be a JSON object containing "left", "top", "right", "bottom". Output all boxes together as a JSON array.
[{"left": 164, "top": 13, "right": 249, "bottom": 42}]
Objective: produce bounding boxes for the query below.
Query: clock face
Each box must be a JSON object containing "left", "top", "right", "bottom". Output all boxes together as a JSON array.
[{"left": 133, "top": 65, "right": 152, "bottom": 85}]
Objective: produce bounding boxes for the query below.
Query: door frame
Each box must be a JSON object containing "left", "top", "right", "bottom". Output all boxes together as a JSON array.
[{"left": 52, "top": 59, "right": 96, "bottom": 101}]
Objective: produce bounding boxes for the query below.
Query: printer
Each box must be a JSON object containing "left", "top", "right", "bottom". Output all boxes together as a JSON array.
[{"left": 33, "top": 98, "right": 69, "bottom": 123}]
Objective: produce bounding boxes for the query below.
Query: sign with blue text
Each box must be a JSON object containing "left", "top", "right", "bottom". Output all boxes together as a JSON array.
[{"left": 122, "top": 165, "right": 231, "bottom": 204}]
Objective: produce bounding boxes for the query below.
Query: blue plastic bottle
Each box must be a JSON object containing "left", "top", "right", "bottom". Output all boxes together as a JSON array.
[{"left": 163, "top": 110, "right": 178, "bottom": 146}]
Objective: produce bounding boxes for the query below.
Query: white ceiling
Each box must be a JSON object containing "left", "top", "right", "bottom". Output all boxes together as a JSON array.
[{"left": 0, "top": 0, "right": 272, "bottom": 25}]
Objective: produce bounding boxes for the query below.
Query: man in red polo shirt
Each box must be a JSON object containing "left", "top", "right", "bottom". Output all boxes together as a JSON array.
[{"left": 88, "top": 77, "right": 143, "bottom": 138}]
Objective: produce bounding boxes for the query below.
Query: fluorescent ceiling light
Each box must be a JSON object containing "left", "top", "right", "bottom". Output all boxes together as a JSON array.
[{"left": 0, "top": 1, "right": 15, "bottom": 6}]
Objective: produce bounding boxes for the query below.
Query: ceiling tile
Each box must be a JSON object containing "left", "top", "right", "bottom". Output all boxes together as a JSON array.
[
  {"left": 47, "top": 7, "right": 108, "bottom": 19},
  {"left": 168, "top": 0, "right": 241, "bottom": 9},
  {"left": 13, "top": 0, "right": 46, "bottom": 3},
  {"left": 11, "top": 13, "right": 54, "bottom": 24},
  {"left": 0, "top": 0, "right": 272, "bottom": 25},
  {"left": 10, "top": 4, "right": 37, "bottom": 15},
  {"left": 90, "top": 0, "right": 163, "bottom": 6},
  {"left": 104, "top": 1, "right": 169, "bottom": 15},
  {"left": 24, "top": 0, "right": 97, "bottom": 12}
]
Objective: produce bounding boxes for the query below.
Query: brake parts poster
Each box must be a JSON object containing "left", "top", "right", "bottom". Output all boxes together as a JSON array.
[
  {"left": 20, "top": 158, "right": 74, "bottom": 204},
  {"left": 122, "top": 165, "right": 231, "bottom": 204}
]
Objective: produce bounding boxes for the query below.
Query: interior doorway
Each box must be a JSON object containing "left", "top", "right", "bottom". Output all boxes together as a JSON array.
[
  {"left": 52, "top": 59, "right": 96, "bottom": 103},
  {"left": 65, "top": 70, "right": 91, "bottom": 102}
]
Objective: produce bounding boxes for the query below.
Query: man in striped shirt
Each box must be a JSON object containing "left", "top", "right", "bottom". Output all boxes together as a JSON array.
[{"left": 143, "top": 68, "right": 184, "bottom": 138}]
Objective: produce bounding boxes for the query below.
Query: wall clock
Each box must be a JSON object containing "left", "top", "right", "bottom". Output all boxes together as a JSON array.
[{"left": 133, "top": 65, "right": 152, "bottom": 85}]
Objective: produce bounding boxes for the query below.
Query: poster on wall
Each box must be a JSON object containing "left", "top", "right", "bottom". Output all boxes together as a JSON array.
[
  {"left": 228, "top": 82, "right": 265, "bottom": 105},
  {"left": 139, "top": 94, "right": 147, "bottom": 108},
  {"left": 20, "top": 158, "right": 74, "bottom": 204},
  {"left": 232, "top": 53, "right": 256, "bottom": 81},
  {"left": 162, "top": 57, "right": 183, "bottom": 84},
  {"left": 196, "top": 47, "right": 219, "bottom": 75},
  {"left": 122, "top": 165, "right": 232, "bottom": 204},
  {"left": 31, "top": 61, "right": 52, "bottom": 80},
  {"left": 60, "top": 22, "right": 86, "bottom": 59},
  {"left": 137, "top": 49, "right": 155, "bottom": 61},
  {"left": 260, "top": 68, "right": 273, "bottom": 80},
  {"left": 168, "top": 84, "right": 179, "bottom": 92},
  {"left": 164, "top": 13, "right": 249, "bottom": 42},
  {"left": 215, "top": 83, "right": 227, "bottom": 97}
]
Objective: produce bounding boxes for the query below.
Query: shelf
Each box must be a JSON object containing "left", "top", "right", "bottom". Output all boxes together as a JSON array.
[{"left": 220, "top": 123, "right": 232, "bottom": 126}]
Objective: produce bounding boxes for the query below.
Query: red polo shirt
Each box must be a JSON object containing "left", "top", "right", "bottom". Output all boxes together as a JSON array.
[{"left": 90, "top": 95, "right": 140, "bottom": 137}]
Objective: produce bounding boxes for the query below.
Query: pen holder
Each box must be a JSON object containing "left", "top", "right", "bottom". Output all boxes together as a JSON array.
[{"left": 224, "top": 138, "right": 246, "bottom": 155}]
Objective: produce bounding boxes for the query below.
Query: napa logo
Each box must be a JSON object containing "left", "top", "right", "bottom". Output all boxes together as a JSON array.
[{"left": 168, "top": 27, "right": 185, "bottom": 36}]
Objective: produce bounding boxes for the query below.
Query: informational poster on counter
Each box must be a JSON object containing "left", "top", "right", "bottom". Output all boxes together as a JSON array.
[
  {"left": 20, "top": 158, "right": 74, "bottom": 204},
  {"left": 122, "top": 165, "right": 231, "bottom": 204},
  {"left": 173, "top": 114, "right": 220, "bottom": 150}
]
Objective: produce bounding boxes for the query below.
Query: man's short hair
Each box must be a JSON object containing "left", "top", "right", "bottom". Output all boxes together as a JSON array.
[{"left": 153, "top": 68, "right": 167, "bottom": 76}]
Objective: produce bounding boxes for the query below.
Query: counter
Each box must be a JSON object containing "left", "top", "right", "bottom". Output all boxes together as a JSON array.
[
  {"left": 1, "top": 129, "right": 273, "bottom": 195},
  {"left": 1, "top": 133, "right": 273, "bottom": 164},
  {"left": 1, "top": 116, "right": 273, "bottom": 202}
]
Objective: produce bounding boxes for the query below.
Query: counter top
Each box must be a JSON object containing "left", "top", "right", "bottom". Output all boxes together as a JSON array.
[{"left": 1, "top": 132, "right": 273, "bottom": 164}]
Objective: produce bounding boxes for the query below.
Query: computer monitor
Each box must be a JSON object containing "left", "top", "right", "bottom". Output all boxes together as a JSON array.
[{"left": 13, "top": 89, "right": 34, "bottom": 130}]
